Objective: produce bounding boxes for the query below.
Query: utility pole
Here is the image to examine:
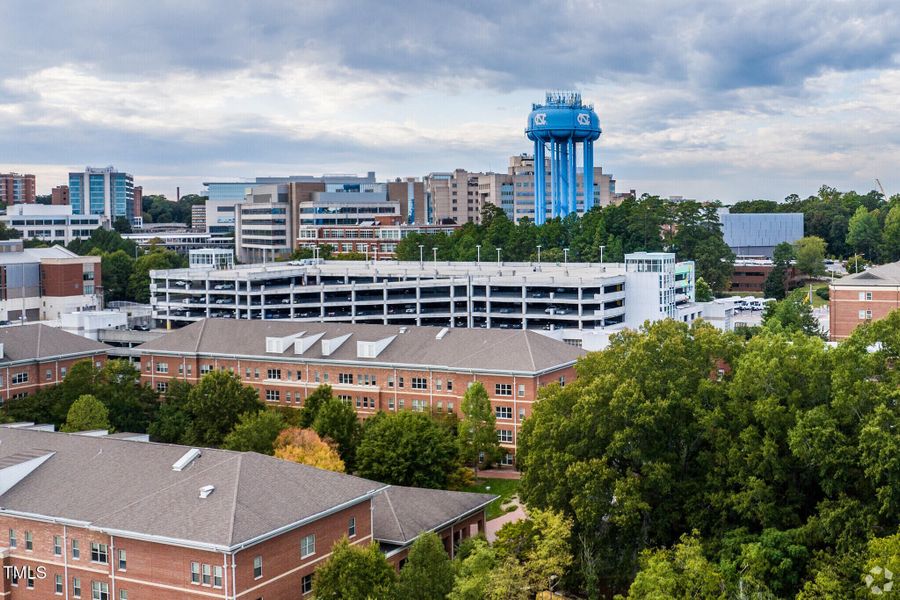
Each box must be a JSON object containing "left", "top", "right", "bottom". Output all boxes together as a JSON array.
[
  {"left": 599, "top": 244, "right": 606, "bottom": 264},
  {"left": 476, "top": 244, "right": 481, "bottom": 264}
]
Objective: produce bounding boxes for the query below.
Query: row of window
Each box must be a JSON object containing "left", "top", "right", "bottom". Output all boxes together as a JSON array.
[
  {"left": 8, "top": 529, "right": 119, "bottom": 566},
  {"left": 11, "top": 571, "right": 119, "bottom": 599}
]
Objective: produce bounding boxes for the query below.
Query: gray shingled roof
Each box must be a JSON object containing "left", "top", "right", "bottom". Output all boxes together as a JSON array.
[
  {"left": 372, "top": 485, "right": 496, "bottom": 546},
  {"left": 831, "top": 261, "right": 900, "bottom": 286},
  {"left": 0, "top": 324, "right": 109, "bottom": 364},
  {"left": 137, "top": 319, "right": 585, "bottom": 374},
  {"left": 0, "top": 428, "right": 384, "bottom": 550}
]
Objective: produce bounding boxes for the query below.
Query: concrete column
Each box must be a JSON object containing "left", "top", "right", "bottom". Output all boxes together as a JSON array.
[
  {"left": 583, "top": 140, "right": 594, "bottom": 211},
  {"left": 568, "top": 137, "right": 577, "bottom": 215}
]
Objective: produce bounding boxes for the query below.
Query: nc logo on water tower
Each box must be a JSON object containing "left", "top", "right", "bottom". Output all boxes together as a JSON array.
[
  {"left": 533, "top": 113, "right": 547, "bottom": 125},
  {"left": 577, "top": 113, "right": 591, "bottom": 125}
]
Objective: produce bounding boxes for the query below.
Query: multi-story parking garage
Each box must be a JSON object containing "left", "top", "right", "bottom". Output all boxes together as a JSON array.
[{"left": 150, "top": 253, "right": 700, "bottom": 335}]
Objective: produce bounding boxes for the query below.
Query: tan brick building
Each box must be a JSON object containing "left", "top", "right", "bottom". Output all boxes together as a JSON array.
[
  {"left": 0, "top": 324, "right": 109, "bottom": 404},
  {"left": 137, "top": 320, "right": 585, "bottom": 466},
  {"left": 829, "top": 261, "right": 900, "bottom": 340},
  {"left": 0, "top": 427, "right": 492, "bottom": 599}
]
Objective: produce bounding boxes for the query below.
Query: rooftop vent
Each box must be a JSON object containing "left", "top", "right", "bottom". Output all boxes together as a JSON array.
[
  {"left": 199, "top": 485, "right": 215, "bottom": 499},
  {"left": 172, "top": 448, "right": 202, "bottom": 472},
  {"left": 399, "top": 327, "right": 408, "bottom": 334},
  {"left": 435, "top": 327, "right": 449, "bottom": 340}
]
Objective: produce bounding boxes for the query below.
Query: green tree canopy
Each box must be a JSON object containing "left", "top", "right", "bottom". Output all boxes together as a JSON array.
[
  {"left": 398, "top": 531, "right": 455, "bottom": 600},
  {"left": 794, "top": 236, "right": 827, "bottom": 277},
  {"left": 61, "top": 394, "right": 110, "bottom": 432},
  {"left": 313, "top": 538, "right": 397, "bottom": 600},
  {"left": 311, "top": 397, "right": 361, "bottom": 470},
  {"left": 458, "top": 381, "right": 501, "bottom": 474},
  {"left": 182, "top": 371, "right": 263, "bottom": 447},
  {"left": 222, "top": 410, "right": 285, "bottom": 454}
]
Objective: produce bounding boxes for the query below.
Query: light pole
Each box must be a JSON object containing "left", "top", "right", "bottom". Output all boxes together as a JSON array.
[
  {"left": 496, "top": 248, "right": 502, "bottom": 264},
  {"left": 432, "top": 247, "right": 437, "bottom": 263},
  {"left": 476, "top": 244, "right": 481, "bottom": 264},
  {"left": 418, "top": 244, "right": 424, "bottom": 268},
  {"left": 564, "top": 248, "right": 569, "bottom": 264},
  {"left": 599, "top": 244, "right": 606, "bottom": 264},
  {"left": 536, "top": 244, "right": 542, "bottom": 264}
]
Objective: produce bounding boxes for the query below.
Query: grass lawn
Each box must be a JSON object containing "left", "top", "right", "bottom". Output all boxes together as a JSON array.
[
  {"left": 789, "top": 283, "right": 830, "bottom": 308},
  {"left": 463, "top": 477, "right": 521, "bottom": 521}
]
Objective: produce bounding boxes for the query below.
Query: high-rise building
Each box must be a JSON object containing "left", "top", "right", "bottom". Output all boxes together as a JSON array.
[
  {"left": 0, "top": 173, "right": 36, "bottom": 204},
  {"left": 68, "top": 166, "right": 136, "bottom": 227},
  {"left": 133, "top": 185, "right": 143, "bottom": 226},
  {"left": 50, "top": 184, "right": 70, "bottom": 205}
]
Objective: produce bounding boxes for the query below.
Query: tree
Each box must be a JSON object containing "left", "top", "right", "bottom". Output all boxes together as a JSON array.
[
  {"left": 624, "top": 533, "right": 727, "bottom": 599},
  {"left": 494, "top": 508, "right": 574, "bottom": 594},
  {"left": 297, "top": 384, "right": 333, "bottom": 428},
  {"left": 762, "top": 294, "right": 822, "bottom": 337},
  {"left": 458, "top": 381, "right": 501, "bottom": 475},
  {"left": 61, "top": 394, "right": 110, "bottom": 432},
  {"left": 794, "top": 236, "right": 827, "bottom": 277},
  {"left": 313, "top": 538, "right": 398, "bottom": 599},
  {"left": 127, "top": 249, "right": 184, "bottom": 303},
  {"left": 398, "top": 531, "right": 455, "bottom": 600},
  {"left": 98, "top": 359, "right": 160, "bottom": 432},
  {"left": 222, "top": 410, "right": 285, "bottom": 454},
  {"left": 101, "top": 250, "right": 135, "bottom": 302},
  {"left": 846, "top": 205, "right": 881, "bottom": 259},
  {"left": 273, "top": 428, "right": 345, "bottom": 472},
  {"left": 356, "top": 411, "right": 460, "bottom": 488},
  {"left": 695, "top": 277, "right": 714, "bottom": 302},
  {"left": 182, "top": 371, "right": 262, "bottom": 447},
  {"left": 148, "top": 379, "right": 193, "bottom": 443},
  {"left": 312, "top": 397, "right": 361, "bottom": 470},
  {"left": 763, "top": 262, "right": 788, "bottom": 299},
  {"left": 881, "top": 203, "right": 900, "bottom": 262},
  {"left": 449, "top": 538, "right": 498, "bottom": 600}
]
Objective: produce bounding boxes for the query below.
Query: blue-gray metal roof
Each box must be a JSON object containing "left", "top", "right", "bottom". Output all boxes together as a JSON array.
[{"left": 721, "top": 213, "right": 804, "bottom": 250}]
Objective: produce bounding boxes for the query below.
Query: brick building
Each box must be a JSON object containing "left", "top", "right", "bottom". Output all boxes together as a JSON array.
[
  {"left": 0, "top": 174, "right": 35, "bottom": 205},
  {"left": 0, "top": 427, "right": 492, "bottom": 599},
  {"left": 0, "top": 324, "right": 108, "bottom": 403},
  {"left": 136, "top": 319, "right": 585, "bottom": 466},
  {"left": 51, "top": 185, "right": 70, "bottom": 206},
  {"left": 729, "top": 259, "right": 803, "bottom": 293},
  {"left": 829, "top": 261, "right": 900, "bottom": 340}
]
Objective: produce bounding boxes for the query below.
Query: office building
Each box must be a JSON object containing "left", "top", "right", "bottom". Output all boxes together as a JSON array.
[
  {"left": 191, "top": 204, "right": 206, "bottom": 231},
  {"left": 719, "top": 211, "right": 804, "bottom": 258},
  {"left": 0, "top": 173, "right": 36, "bottom": 205},
  {"left": 148, "top": 253, "right": 701, "bottom": 340},
  {"left": 0, "top": 241, "right": 101, "bottom": 323},
  {"left": 50, "top": 185, "right": 69, "bottom": 206},
  {"left": 829, "top": 260, "right": 900, "bottom": 340},
  {"left": 121, "top": 231, "right": 234, "bottom": 255},
  {"left": 0, "top": 427, "right": 493, "bottom": 598},
  {"left": 296, "top": 223, "right": 459, "bottom": 257},
  {"left": 132, "top": 185, "right": 143, "bottom": 227},
  {"left": 0, "top": 324, "right": 109, "bottom": 403},
  {"left": 729, "top": 258, "right": 803, "bottom": 293},
  {"left": 0, "top": 204, "right": 102, "bottom": 245},
  {"left": 137, "top": 319, "right": 584, "bottom": 463},
  {"left": 68, "top": 166, "right": 137, "bottom": 228},
  {"left": 202, "top": 181, "right": 249, "bottom": 234}
]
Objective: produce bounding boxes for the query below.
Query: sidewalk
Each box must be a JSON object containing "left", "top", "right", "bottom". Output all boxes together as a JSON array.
[
  {"left": 485, "top": 497, "right": 527, "bottom": 541},
  {"left": 476, "top": 468, "right": 521, "bottom": 480}
]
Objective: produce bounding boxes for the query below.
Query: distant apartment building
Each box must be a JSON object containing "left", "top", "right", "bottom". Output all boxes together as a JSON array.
[
  {"left": 138, "top": 319, "right": 584, "bottom": 463},
  {"left": 0, "top": 426, "right": 493, "bottom": 598},
  {"left": 296, "top": 223, "right": 459, "bottom": 257},
  {"left": 0, "top": 324, "right": 109, "bottom": 402},
  {"left": 190, "top": 203, "right": 206, "bottom": 231},
  {"left": 719, "top": 211, "right": 804, "bottom": 258},
  {"left": 133, "top": 185, "right": 143, "bottom": 226},
  {"left": 425, "top": 155, "right": 619, "bottom": 225},
  {"left": 0, "top": 204, "right": 102, "bottom": 245},
  {"left": 68, "top": 166, "right": 137, "bottom": 228},
  {"left": 50, "top": 185, "right": 70, "bottom": 205},
  {"left": 829, "top": 260, "right": 900, "bottom": 340},
  {"left": 730, "top": 258, "right": 804, "bottom": 293},
  {"left": 0, "top": 173, "right": 36, "bottom": 205},
  {"left": 0, "top": 240, "right": 101, "bottom": 323}
]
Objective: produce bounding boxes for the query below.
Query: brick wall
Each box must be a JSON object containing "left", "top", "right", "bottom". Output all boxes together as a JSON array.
[
  {"left": 829, "top": 285, "right": 900, "bottom": 340},
  {"left": 2, "top": 354, "right": 107, "bottom": 403}
]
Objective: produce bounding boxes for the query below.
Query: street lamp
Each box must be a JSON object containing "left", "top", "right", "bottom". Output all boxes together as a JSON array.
[
  {"left": 476, "top": 244, "right": 481, "bottom": 264},
  {"left": 432, "top": 247, "right": 437, "bottom": 263},
  {"left": 536, "top": 244, "right": 542, "bottom": 264},
  {"left": 599, "top": 244, "right": 606, "bottom": 264},
  {"left": 418, "top": 244, "right": 424, "bottom": 267},
  {"left": 564, "top": 248, "right": 569, "bottom": 264},
  {"left": 496, "top": 248, "right": 502, "bottom": 264}
]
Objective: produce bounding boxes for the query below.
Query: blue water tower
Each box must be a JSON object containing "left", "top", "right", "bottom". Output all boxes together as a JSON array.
[{"left": 526, "top": 92, "right": 601, "bottom": 224}]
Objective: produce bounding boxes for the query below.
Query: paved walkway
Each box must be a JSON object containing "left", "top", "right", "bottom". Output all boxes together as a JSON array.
[
  {"left": 476, "top": 468, "right": 521, "bottom": 480},
  {"left": 485, "top": 497, "right": 527, "bottom": 542}
]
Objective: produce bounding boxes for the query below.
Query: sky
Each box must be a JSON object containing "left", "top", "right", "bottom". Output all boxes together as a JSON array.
[{"left": 1, "top": 0, "right": 899, "bottom": 203}]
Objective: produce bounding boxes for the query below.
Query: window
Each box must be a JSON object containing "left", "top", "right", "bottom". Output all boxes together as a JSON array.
[
  {"left": 495, "top": 383, "right": 512, "bottom": 396},
  {"left": 119, "top": 591, "right": 128, "bottom": 600},
  {"left": 314, "top": 370, "right": 320, "bottom": 383},
  {"left": 46, "top": 369, "right": 53, "bottom": 381},
  {"left": 286, "top": 391, "right": 292, "bottom": 403},
  {"left": 436, "top": 378, "right": 443, "bottom": 391},
  {"left": 253, "top": 555, "right": 263, "bottom": 579},
  {"left": 254, "top": 368, "right": 260, "bottom": 379},
  {"left": 156, "top": 362, "right": 169, "bottom": 373},
  {"left": 518, "top": 384, "right": 525, "bottom": 397},
  {"left": 348, "top": 517, "right": 357, "bottom": 538},
  {"left": 267, "top": 368, "right": 281, "bottom": 380},
  {"left": 213, "top": 565, "right": 223, "bottom": 588},
  {"left": 54, "top": 535, "right": 62, "bottom": 556},
  {"left": 302, "top": 574, "right": 313, "bottom": 595},
  {"left": 73, "top": 577, "right": 82, "bottom": 598},
  {"left": 25, "top": 530, "right": 32, "bottom": 550},
  {"left": 388, "top": 397, "right": 395, "bottom": 409},
  {"left": 447, "top": 379, "right": 453, "bottom": 391},
  {"left": 859, "top": 291, "right": 873, "bottom": 301},
  {"left": 447, "top": 401, "right": 454, "bottom": 412},
  {"left": 519, "top": 408, "right": 526, "bottom": 421},
  {"left": 202, "top": 563, "right": 211, "bottom": 585},
  {"left": 498, "top": 429, "right": 513, "bottom": 443},
  {"left": 200, "top": 364, "right": 212, "bottom": 375},
  {"left": 118, "top": 549, "right": 126, "bottom": 570},
  {"left": 11, "top": 372, "right": 28, "bottom": 385},
  {"left": 56, "top": 574, "right": 64, "bottom": 594},
  {"left": 495, "top": 406, "right": 512, "bottom": 420},
  {"left": 91, "top": 542, "right": 108, "bottom": 564},
  {"left": 27, "top": 571, "right": 34, "bottom": 588},
  {"left": 11, "top": 567, "right": 17, "bottom": 586},
  {"left": 61, "top": 366, "right": 68, "bottom": 377},
  {"left": 559, "top": 376, "right": 566, "bottom": 386},
  {"left": 339, "top": 373, "right": 353, "bottom": 384},
  {"left": 398, "top": 376, "right": 404, "bottom": 388},
  {"left": 323, "top": 372, "right": 329, "bottom": 382},
  {"left": 501, "top": 453, "right": 514, "bottom": 466},
  {"left": 301, "top": 534, "right": 316, "bottom": 558},
  {"left": 191, "top": 562, "right": 201, "bottom": 584},
  {"left": 91, "top": 581, "right": 109, "bottom": 600},
  {"left": 265, "top": 389, "right": 280, "bottom": 402},
  {"left": 412, "top": 399, "right": 427, "bottom": 412},
  {"left": 387, "top": 376, "right": 394, "bottom": 387},
  {"left": 859, "top": 309, "right": 873, "bottom": 320},
  {"left": 157, "top": 381, "right": 168, "bottom": 393},
  {"left": 8, "top": 529, "right": 15, "bottom": 548},
  {"left": 411, "top": 377, "right": 428, "bottom": 390},
  {"left": 245, "top": 368, "right": 251, "bottom": 379},
  {"left": 72, "top": 538, "right": 80, "bottom": 559}
]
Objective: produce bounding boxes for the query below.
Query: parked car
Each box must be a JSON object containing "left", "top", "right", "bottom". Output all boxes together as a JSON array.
[
  {"left": 213, "top": 283, "right": 234, "bottom": 290},
  {"left": 404, "top": 307, "right": 417, "bottom": 314}
]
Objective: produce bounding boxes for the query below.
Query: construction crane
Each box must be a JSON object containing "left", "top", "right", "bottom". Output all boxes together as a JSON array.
[{"left": 876, "top": 178, "right": 887, "bottom": 199}]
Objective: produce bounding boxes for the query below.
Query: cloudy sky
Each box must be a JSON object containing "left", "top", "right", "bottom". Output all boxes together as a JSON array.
[{"left": 2, "top": 0, "right": 899, "bottom": 202}]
